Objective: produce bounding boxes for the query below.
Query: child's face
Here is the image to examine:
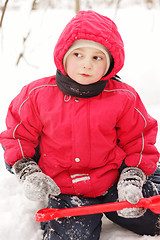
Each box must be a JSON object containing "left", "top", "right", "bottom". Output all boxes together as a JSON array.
[{"left": 65, "top": 47, "right": 108, "bottom": 85}]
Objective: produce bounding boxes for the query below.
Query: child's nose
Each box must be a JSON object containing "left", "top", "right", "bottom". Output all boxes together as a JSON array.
[{"left": 83, "top": 59, "right": 92, "bottom": 69}]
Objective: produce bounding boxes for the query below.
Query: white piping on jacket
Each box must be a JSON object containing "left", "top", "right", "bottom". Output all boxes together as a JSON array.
[
  {"left": 18, "top": 139, "right": 25, "bottom": 158},
  {"left": 13, "top": 121, "right": 22, "bottom": 139},
  {"left": 13, "top": 84, "right": 57, "bottom": 159},
  {"left": 137, "top": 132, "right": 145, "bottom": 167},
  {"left": 104, "top": 89, "right": 136, "bottom": 99},
  {"left": 103, "top": 88, "right": 147, "bottom": 168},
  {"left": 135, "top": 107, "right": 147, "bottom": 128}
]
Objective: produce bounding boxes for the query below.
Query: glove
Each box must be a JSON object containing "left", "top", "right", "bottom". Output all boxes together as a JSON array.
[
  {"left": 117, "top": 167, "right": 146, "bottom": 218},
  {"left": 12, "top": 158, "right": 61, "bottom": 201}
]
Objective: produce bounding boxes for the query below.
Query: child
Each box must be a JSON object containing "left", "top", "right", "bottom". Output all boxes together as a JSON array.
[{"left": 0, "top": 10, "right": 160, "bottom": 239}]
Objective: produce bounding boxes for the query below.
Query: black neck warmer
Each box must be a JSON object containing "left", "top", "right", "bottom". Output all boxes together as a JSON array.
[{"left": 56, "top": 70, "right": 108, "bottom": 98}]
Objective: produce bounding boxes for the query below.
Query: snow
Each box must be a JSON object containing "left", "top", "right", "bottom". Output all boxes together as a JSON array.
[{"left": 0, "top": 3, "right": 160, "bottom": 239}]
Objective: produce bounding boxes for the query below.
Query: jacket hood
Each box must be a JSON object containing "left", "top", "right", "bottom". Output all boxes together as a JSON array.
[{"left": 53, "top": 10, "right": 125, "bottom": 80}]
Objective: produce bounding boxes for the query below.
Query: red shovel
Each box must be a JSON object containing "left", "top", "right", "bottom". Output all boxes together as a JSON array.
[{"left": 35, "top": 195, "right": 160, "bottom": 222}]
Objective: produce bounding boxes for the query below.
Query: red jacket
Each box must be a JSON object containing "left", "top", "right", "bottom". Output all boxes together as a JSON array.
[{"left": 0, "top": 11, "right": 159, "bottom": 197}]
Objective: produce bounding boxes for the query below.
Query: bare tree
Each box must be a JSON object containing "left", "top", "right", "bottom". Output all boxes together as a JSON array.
[
  {"left": 114, "top": 0, "right": 122, "bottom": 20},
  {"left": 0, "top": 0, "right": 9, "bottom": 28},
  {"left": 16, "top": 0, "right": 51, "bottom": 67},
  {"left": 16, "top": 0, "right": 37, "bottom": 66},
  {"left": 16, "top": 32, "right": 30, "bottom": 66},
  {"left": 76, "top": 0, "right": 80, "bottom": 13}
]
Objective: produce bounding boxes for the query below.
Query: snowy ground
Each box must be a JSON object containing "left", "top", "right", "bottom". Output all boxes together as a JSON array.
[{"left": 0, "top": 4, "right": 160, "bottom": 240}]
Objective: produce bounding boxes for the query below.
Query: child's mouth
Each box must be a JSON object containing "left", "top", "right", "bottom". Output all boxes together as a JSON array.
[{"left": 80, "top": 73, "right": 91, "bottom": 77}]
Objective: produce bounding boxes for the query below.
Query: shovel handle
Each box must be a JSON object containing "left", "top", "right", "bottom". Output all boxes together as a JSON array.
[{"left": 35, "top": 195, "right": 160, "bottom": 222}]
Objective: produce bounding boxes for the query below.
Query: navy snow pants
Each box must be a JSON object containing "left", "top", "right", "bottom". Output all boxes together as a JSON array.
[{"left": 41, "top": 168, "right": 160, "bottom": 240}]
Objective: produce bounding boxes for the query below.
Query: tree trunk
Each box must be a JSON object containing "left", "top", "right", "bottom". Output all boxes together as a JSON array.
[
  {"left": 0, "top": 0, "right": 9, "bottom": 28},
  {"left": 114, "top": 0, "right": 122, "bottom": 20},
  {"left": 75, "top": 0, "right": 80, "bottom": 14}
]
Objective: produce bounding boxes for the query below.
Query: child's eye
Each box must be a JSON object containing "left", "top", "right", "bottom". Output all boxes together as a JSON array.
[
  {"left": 93, "top": 56, "right": 102, "bottom": 60},
  {"left": 74, "top": 52, "right": 82, "bottom": 58}
]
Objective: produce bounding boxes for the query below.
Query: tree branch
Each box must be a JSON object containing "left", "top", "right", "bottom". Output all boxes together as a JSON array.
[{"left": 0, "top": 0, "right": 9, "bottom": 28}]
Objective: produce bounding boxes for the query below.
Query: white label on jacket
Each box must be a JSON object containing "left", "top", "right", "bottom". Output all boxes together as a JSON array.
[{"left": 71, "top": 174, "right": 90, "bottom": 183}]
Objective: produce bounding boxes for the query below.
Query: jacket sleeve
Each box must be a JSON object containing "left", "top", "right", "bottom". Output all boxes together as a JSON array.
[
  {"left": 0, "top": 85, "right": 43, "bottom": 167},
  {"left": 116, "top": 89, "right": 159, "bottom": 176}
]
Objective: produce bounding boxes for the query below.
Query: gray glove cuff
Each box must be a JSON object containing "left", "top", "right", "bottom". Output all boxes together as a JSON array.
[
  {"left": 118, "top": 167, "right": 146, "bottom": 189},
  {"left": 12, "top": 158, "right": 41, "bottom": 182},
  {"left": 12, "top": 158, "right": 61, "bottom": 201}
]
